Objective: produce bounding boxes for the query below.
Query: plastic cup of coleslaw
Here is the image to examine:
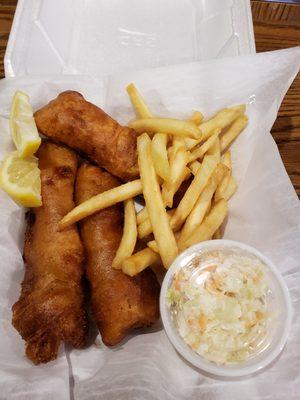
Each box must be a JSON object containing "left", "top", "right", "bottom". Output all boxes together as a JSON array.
[{"left": 160, "top": 240, "right": 292, "bottom": 378}]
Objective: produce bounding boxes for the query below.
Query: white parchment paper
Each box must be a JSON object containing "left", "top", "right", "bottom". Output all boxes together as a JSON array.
[{"left": 0, "top": 47, "right": 299, "bottom": 400}]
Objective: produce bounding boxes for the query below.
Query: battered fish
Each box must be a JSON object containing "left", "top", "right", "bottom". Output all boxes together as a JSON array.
[
  {"left": 34, "top": 91, "right": 139, "bottom": 181},
  {"left": 75, "top": 163, "right": 159, "bottom": 346},
  {"left": 12, "top": 141, "right": 87, "bottom": 364}
]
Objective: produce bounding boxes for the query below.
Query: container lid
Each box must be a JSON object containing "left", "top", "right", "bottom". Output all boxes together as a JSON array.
[
  {"left": 160, "top": 240, "right": 293, "bottom": 377},
  {"left": 4, "top": 0, "right": 255, "bottom": 78}
]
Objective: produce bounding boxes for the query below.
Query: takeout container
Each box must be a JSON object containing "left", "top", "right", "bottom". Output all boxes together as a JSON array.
[
  {"left": 160, "top": 240, "right": 293, "bottom": 378},
  {"left": 1, "top": 0, "right": 300, "bottom": 398},
  {"left": 4, "top": 0, "right": 255, "bottom": 78}
]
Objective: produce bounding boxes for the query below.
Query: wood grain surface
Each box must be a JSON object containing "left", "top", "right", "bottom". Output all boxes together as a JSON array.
[
  {"left": 0, "top": 0, "right": 16, "bottom": 78},
  {"left": 251, "top": 1, "right": 300, "bottom": 196},
  {"left": 0, "top": 0, "right": 299, "bottom": 195}
]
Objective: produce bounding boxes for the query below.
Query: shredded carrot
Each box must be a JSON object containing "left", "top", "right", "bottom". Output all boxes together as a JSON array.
[
  {"left": 199, "top": 314, "right": 208, "bottom": 331},
  {"left": 213, "top": 273, "right": 222, "bottom": 290},
  {"left": 174, "top": 276, "right": 180, "bottom": 291},
  {"left": 205, "top": 278, "right": 219, "bottom": 294},
  {"left": 256, "top": 311, "right": 264, "bottom": 320}
]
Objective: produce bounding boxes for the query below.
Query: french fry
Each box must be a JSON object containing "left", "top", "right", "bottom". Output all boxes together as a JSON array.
[
  {"left": 189, "top": 160, "right": 201, "bottom": 176},
  {"left": 185, "top": 105, "right": 245, "bottom": 150},
  {"left": 161, "top": 170, "right": 188, "bottom": 208},
  {"left": 179, "top": 199, "right": 228, "bottom": 251},
  {"left": 214, "top": 151, "right": 232, "bottom": 201},
  {"left": 185, "top": 137, "right": 202, "bottom": 150},
  {"left": 170, "top": 155, "right": 218, "bottom": 230},
  {"left": 188, "top": 111, "right": 204, "bottom": 125},
  {"left": 129, "top": 118, "right": 201, "bottom": 139},
  {"left": 127, "top": 85, "right": 171, "bottom": 182},
  {"left": 137, "top": 215, "right": 153, "bottom": 239},
  {"left": 215, "top": 173, "right": 230, "bottom": 201},
  {"left": 185, "top": 111, "right": 211, "bottom": 150},
  {"left": 122, "top": 248, "right": 160, "bottom": 277},
  {"left": 59, "top": 179, "right": 142, "bottom": 230},
  {"left": 151, "top": 133, "right": 170, "bottom": 181},
  {"left": 221, "top": 175, "right": 238, "bottom": 201},
  {"left": 138, "top": 133, "right": 178, "bottom": 268},
  {"left": 137, "top": 217, "right": 152, "bottom": 239},
  {"left": 168, "top": 136, "right": 184, "bottom": 161},
  {"left": 137, "top": 207, "right": 148, "bottom": 225},
  {"left": 200, "top": 105, "right": 245, "bottom": 141},
  {"left": 147, "top": 240, "right": 159, "bottom": 253},
  {"left": 189, "top": 129, "right": 221, "bottom": 162},
  {"left": 126, "top": 83, "right": 153, "bottom": 118},
  {"left": 162, "top": 167, "right": 191, "bottom": 212},
  {"left": 138, "top": 209, "right": 175, "bottom": 239},
  {"left": 179, "top": 163, "right": 228, "bottom": 245},
  {"left": 123, "top": 89, "right": 244, "bottom": 263},
  {"left": 112, "top": 199, "right": 137, "bottom": 269},
  {"left": 231, "top": 104, "right": 246, "bottom": 113},
  {"left": 221, "top": 151, "right": 231, "bottom": 170},
  {"left": 183, "top": 167, "right": 192, "bottom": 181},
  {"left": 162, "top": 139, "right": 189, "bottom": 208},
  {"left": 168, "top": 137, "right": 190, "bottom": 167},
  {"left": 172, "top": 135, "right": 186, "bottom": 147},
  {"left": 147, "top": 231, "right": 181, "bottom": 257},
  {"left": 207, "top": 137, "right": 221, "bottom": 162},
  {"left": 220, "top": 115, "right": 248, "bottom": 152}
]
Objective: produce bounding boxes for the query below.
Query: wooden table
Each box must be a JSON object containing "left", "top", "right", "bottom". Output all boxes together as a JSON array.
[{"left": 0, "top": 0, "right": 299, "bottom": 195}]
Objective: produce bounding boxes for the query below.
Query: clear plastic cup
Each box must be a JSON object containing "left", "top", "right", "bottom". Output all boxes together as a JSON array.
[{"left": 160, "top": 240, "right": 293, "bottom": 378}]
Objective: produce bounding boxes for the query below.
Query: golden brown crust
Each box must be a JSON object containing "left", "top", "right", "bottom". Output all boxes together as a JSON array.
[
  {"left": 12, "top": 141, "right": 88, "bottom": 364},
  {"left": 34, "top": 91, "right": 139, "bottom": 181},
  {"left": 76, "top": 163, "right": 159, "bottom": 346}
]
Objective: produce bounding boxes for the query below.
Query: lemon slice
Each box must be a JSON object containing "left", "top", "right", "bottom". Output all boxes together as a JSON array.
[
  {"left": 10, "top": 90, "right": 41, "bottom": 158},
  {"left": 0, "top": 151, "right": 42, "bottom": 207}
]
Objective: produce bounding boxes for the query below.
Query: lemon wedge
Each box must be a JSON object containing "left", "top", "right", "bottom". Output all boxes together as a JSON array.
[
  {"left": 10, "top": 90, "right": 41, "bottom": 158},
  {"left": 0, "top": 151, "right": 42, "bottom": 207}
]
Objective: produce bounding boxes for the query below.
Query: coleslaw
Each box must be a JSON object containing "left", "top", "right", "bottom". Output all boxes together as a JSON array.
[{"left": 167, "top": 249, "right": 271, "bottom": 365}]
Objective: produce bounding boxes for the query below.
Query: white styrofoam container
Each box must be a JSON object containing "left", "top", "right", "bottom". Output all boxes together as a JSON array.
[{"left": 4, "top": 0, "right": 255, "bottom": 79}]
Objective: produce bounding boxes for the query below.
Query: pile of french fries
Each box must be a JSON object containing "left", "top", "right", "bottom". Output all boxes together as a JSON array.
[{"left": 59, "top": 84, "right": 248, "bottom": 277}]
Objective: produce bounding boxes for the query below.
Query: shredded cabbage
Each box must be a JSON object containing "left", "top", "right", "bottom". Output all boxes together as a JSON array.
[{"left": 167, "top": 250, "right": 270, "bottom": 365}]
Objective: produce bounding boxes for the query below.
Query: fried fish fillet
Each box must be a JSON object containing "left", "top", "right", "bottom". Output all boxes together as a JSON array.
[
  {"left": 75, "top": 163, "right": 159, "bottom": 346},
  {"left": 34, "top": 91, "right": 139, "bottom": 181},
  {"left": 12, "top": 141, "right": 87, "bottom": 364}
]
